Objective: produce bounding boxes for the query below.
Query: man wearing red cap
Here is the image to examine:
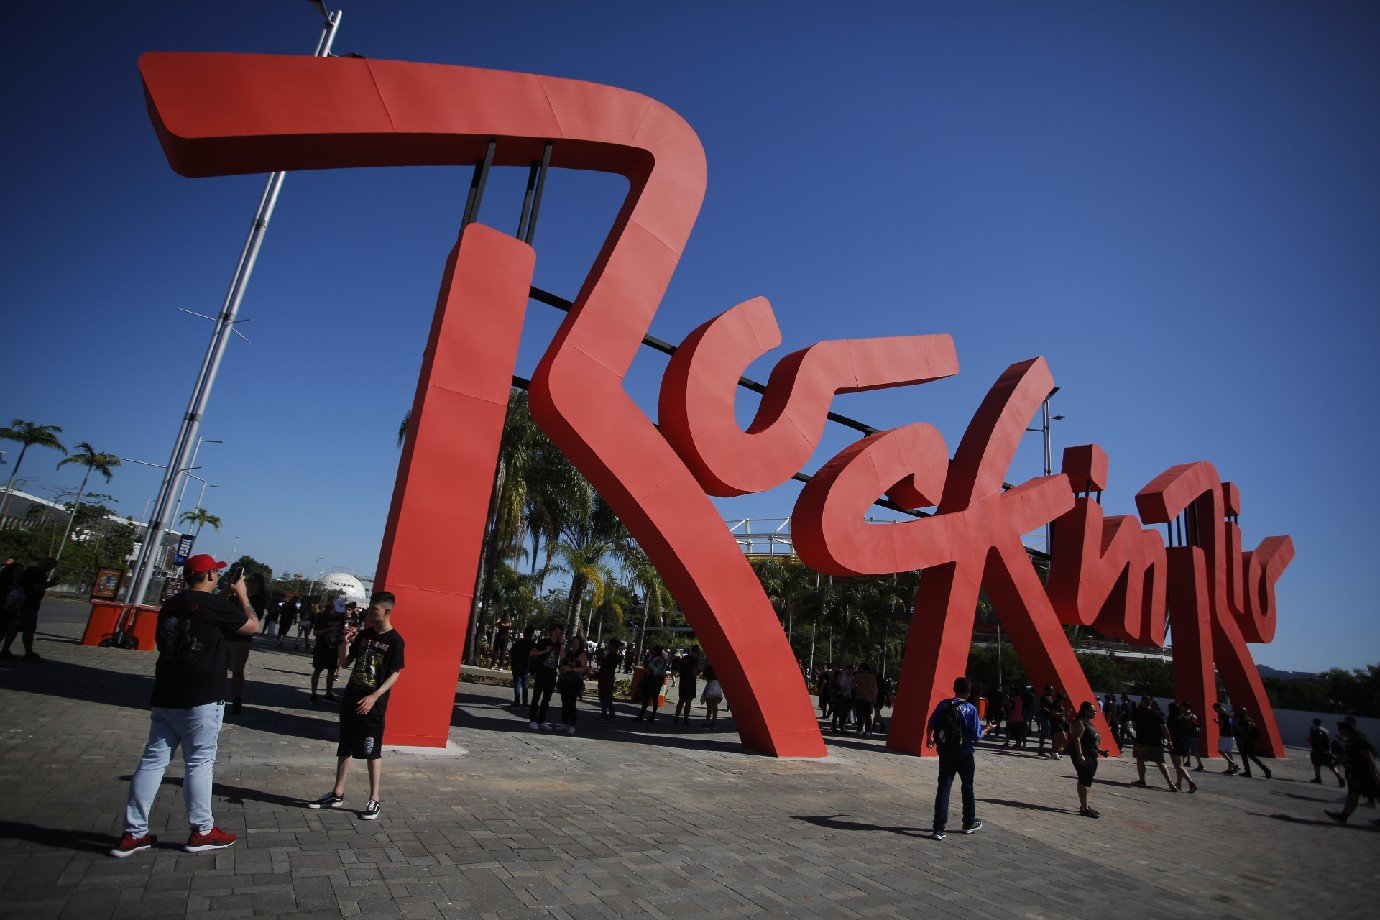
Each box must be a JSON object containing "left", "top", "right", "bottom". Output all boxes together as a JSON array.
[{"left": 110, "top": 554, "right": 260, "bottom": 857}]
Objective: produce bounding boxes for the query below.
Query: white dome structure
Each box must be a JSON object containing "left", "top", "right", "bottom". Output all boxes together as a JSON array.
[{"left": 319, "top": 571, "right": 368, "bottom": 605}]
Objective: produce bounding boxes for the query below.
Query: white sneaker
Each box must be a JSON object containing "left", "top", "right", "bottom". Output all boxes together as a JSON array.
[
  {"left": 528, "top": 721, "right": 539, "bottom": 731},
  {"left": 566, "top": 726, "right": 576, "bottom": 736},
  {"left": 541, "top": 722, "right": 553, "bottom": 731}
]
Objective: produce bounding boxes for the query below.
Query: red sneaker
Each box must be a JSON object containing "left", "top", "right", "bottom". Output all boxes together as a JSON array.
[
  {"left": 184, "top": 826, "right": 237, "bottom": 853},
  {"left": 109, "top": 832, "right": 157, "bottom": 858}
]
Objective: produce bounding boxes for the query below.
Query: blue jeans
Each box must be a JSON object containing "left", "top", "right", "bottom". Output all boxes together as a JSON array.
[
  {"left": 933, "top": 750, "right": 976, "bottom": 832},
  {"left": 512, "top": 671, "right": 529, "bottom": 705},
  {"left": 124, "top": 703, "right": 224, "bottom": 836}
]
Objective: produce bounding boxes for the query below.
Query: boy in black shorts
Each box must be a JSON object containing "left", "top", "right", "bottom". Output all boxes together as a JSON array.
[{"left": 307, "top": 592, "right": 405, "bottom": 820}]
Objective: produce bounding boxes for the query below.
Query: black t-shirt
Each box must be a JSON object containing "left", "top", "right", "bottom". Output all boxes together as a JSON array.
[
  {"left": 343, "top": 627, "right": 406, "bottom": 714},
  {"left": 676, "top": 654, "right": 698, "bottom": 683},
  {"left": 314, "top": 610, "right": 344, "bottom": 649},
  {"left": 151, "top": 589, "right": 249, "bottom": 709},
  {"left": 17, "top": 567, "right": 55, "bottom": 612},
  {"left": 1133, "top": 706, "right": 1166, "bottom": 746},
  {"left": 531, "top": 638, "right": 560, "bottom": 674},
  {"left": 510, "top": 636, "right": 534, "bottom": 673}
]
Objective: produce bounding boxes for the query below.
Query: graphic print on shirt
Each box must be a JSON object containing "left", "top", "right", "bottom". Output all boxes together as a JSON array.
[{"left": 350, "top": 638, "right": 392, "bottom": 692}]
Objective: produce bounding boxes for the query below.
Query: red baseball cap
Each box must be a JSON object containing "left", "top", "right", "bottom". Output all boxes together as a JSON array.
[{"left": 185, "top": 554, "right": 228, "bottom": 574}]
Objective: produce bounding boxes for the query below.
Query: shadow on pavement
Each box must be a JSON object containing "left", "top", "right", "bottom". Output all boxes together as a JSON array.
[
  {"left": 792, "top": 814, "right": 932, "bottom": 838},
  {"left": 1251, "top": 812, "right": 1380, "bottom": 831},
  {"left": 452, "top": 687, "right": 749, "bottom": 755},
  {"left": 980, "top": 797, "right": 1071, "bottom": 815},
  {"left": 0, "top": 657, "right": 335, "bottom": 742},
  {"left": 120, "top": 775, "right": 319, "bottom": 810},
  {"left": 0, "top": 820, "right": 113, "bottom": 855}
]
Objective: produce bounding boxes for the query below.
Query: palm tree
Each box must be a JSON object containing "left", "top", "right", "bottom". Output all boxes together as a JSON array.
[
  {"left": 627, "top": 546, "right": 674, "bottom": 664},
  {"left": 179, "top": 507, "right": 222, "bottom": 540},
  {"left": 54, "top": 442, "right": 121, "bottom": 562},
  {"left": 0, "top": 419, "right": 67, "bottom": 522}
]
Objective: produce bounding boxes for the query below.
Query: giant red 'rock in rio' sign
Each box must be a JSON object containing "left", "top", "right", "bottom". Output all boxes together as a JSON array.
[{"left": 138, "top": 52, "right": 1293, "bottom": 757}]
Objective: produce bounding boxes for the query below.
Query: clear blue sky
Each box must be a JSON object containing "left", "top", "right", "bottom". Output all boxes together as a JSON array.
[{"left": 2, "top": 2, "right": 1376, "bottom": 672}]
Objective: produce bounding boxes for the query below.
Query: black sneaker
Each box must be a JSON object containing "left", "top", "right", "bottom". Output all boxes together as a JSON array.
[
  {"left": 962, "top": 820, "right": 984, "bottom": 834},
  {"left": 361, "top": 800, "right": 381, "bottom": 821},
  {"left": 1079, "top": 807, "right": 1100, "bottom": 819},
  {"left": 932, "top": 830, "right": 947, "bottom": 841},
  {"left": 307, "top": 791, "right": 344, "bottom": 809},
  {"left": 1325, "top": 810, "right": 1347, "bottom": 824}
]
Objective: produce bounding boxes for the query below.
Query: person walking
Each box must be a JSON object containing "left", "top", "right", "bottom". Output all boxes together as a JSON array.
[
  {"left": 1131, "top": 695, "right": 1179, "bottom": 792},
  {"left": 636, "top": 646, "right": 668, "bottom": 722},
  {"left": 1181, "top": 701, "right": 1205, "bottom": 771},
  {"left": 510, "top": 625, "right": 534, "bottom": 708},
  {"left": 1234, "top": 706, "right": 1272, "bottom": 779},
  {"left": 831, "top": 666, "right": 854, "bottom": 732},
  {"left": 109, "top": 555, "right": 258, "bottom": 857},
  {"left": 307, "top": 592, "right": 405, "bottom": 821},
  {"left": 295, "top": 597, "right": 315, "bottom": 650},
  {"left": 852, "top": 662, "right": 879, "bottom": 736},
  {"left": 225, "top": 572, "right": 268, "bottom": 715},
  {"left": 1035, "top": 684, "right": 1057, "bottom": 758},
  {"left": 0, "top": 560, "right": 24, "bottom": 645},
  {"left": 673, "top": 646, "right": 700, "bottom": 726},
  {"left": 700, "top": 660, "right": 724, "bottom": 728},
  {"left": 1166, "top": 703, "right": 1200, "bottom": 793},
  {"left": 527, "top": 624, "right": 563, "bottom": 730},
  {"left": 926, "top": 675, "right": 984, "bottom": 840},
  {"left": 1308, "top": 718, "right": 1345, "bottom": 786},
  {"left": 555, "top": 634, "right": 588, "bottom": 735},
  {"left": 1068, "top": 701, "right": 1106, "bottom": 818},
  {"left": 1, "top": 557, "right": 59, "bottom": 662},
  {"left": 1326, "top": 718, "right": 1379, "bottom": 824},
  {"left": 1211, "top": 702, "right": 1240, "bottom": 774},
  {"left": 596, "top": 639, "right": 622, "bottom": 720},
  {"left": 310, "top": 598, "right": 346, "bottom": 706}
]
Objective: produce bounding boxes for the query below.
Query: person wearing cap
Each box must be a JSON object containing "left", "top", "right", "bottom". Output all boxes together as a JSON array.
[
  {"left": 309, "top": 597, "right": 348, "bottom": 705},
  {"left": 110, "top": 554, "right": 259, "bottom": 857},
  {"left": 1326, "top": 717, "right": 1379, "bottom": 824},
  {"left": 1307, "top": 718, "right": 1345, "bottom": 787}
]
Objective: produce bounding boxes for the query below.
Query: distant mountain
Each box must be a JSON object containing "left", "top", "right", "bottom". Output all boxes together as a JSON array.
[{"left": 1258, "top": 664, "right": 1316, "bottom": 681}]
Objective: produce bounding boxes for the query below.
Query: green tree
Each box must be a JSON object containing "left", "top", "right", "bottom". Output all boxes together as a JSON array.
[
  {"left": 178, "top": 508, "right": 222, "bottom": 539},
  {"left": 0, "top": 419, "right": 67, "bottom": 522},
  {"left": 234, "top": 555, "right": 273, "bottom": 582},
  {"left": 54, "top": 442, "right": 120, "bottom": 562}
]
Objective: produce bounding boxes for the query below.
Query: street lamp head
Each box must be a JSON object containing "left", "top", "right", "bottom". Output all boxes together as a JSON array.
[{"left": 1052, "top": 415, "right": 1066, "bottom": 421}]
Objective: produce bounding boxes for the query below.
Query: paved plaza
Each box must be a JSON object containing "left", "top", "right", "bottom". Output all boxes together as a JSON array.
[{"left": 0, "top": 599, "right": 1375, "bottom": 919}]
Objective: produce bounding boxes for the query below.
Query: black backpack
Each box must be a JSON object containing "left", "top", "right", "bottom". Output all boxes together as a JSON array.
[{"left": 935, "top": 700, "right": 967, "bottom": 753}]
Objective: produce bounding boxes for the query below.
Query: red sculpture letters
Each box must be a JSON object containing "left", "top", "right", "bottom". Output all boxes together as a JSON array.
[{"left": 139, "top": 52, "right": 1293, "bottom": 759}]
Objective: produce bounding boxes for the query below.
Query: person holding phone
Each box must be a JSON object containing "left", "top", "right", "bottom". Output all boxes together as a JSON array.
[
  {"left": 110, "top": 555, "right": 259, "bottom": 857},
  {"left": 308, "top": 591, "right": 405, "bottom": 821}
]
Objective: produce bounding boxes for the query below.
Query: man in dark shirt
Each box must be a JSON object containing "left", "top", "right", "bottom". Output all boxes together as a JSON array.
[
  {"left": 1131, "top": 695, "right": 1178, "bottom": 791},
  {"left": 926, "top": 675, "right": 985, "bottom": 840},
  {"left": 673, "top": 646, "right": 700, "bottom": 726},
  {"left": 310, "top": 598, "right": 347, "bottom": 705},
  {"left": 110, "top": 555, "right": 257, "bottom": 857},
  {"left": 527, "top": 624, "right": 564, "bottom": 730},
  {"left": 509, "top": 625, "right": 535, "bottom": 707},
  {"left": 308, "top": 592, "right": 405, "bottom": 821},
  {"left": 1, "top": 557, "right": 59, "bottom": 662}
]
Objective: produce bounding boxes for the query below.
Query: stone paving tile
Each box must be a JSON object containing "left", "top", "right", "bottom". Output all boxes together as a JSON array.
[{"left": 1, "top": 611, "right": 1378, "bottom": 918}]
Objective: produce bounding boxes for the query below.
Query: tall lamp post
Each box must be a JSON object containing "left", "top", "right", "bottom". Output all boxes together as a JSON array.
[
  {"left": 169, "top": 437, "right": 222, "bottom": 532},
  {"left": 121, "top": 7, "right": 343, "bottom": 610},
  {"left": 1024, "top": 387, "right": 1065, "bottom": 557}
]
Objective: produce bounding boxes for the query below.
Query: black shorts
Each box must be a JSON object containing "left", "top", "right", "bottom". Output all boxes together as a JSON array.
[
  {"left": 678, "top": 680, "right": 697, "bottom": 701},
  {"left": 1310, "top": 750, "right": 1334, "bottom": 767},
  {"left": 312, "top": 643, "right": 340, "bottom": 671},
  {"left": 1075, "top": 757, "right": 1098, "bottom": 787},
  {"left": 17, "top": 606, "right": 39, "bottom": 633},
  {"left": 337, "top": 706, "right": 385, "bottom": 760}
]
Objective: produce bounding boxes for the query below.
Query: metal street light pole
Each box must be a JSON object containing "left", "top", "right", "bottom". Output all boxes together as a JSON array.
[
  {"left": 170, "top": 437, "right": 222, "bottom": 532},
  {"left": 121, "top": 9, "right": 342, "bottom": 609},
  {"left": 1025, "top": 387, "right": 1064, "bottom": 558}
]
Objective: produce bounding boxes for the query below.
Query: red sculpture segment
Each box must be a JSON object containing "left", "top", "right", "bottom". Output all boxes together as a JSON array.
[
  {"left": 794, "top": 357, "right": 1120, "bottom": 757},
  {"left": 1135, "top": 463, "right": 1293, "bottom": 756},
  {"left": 1047, "top": 445, "right": 1168, "bottom": 646},
  {"left": 659, "top": 296, "right": 958, "bottom": 496},
  {"left": 140, "top": 51, "right": 825, "bottom": 756}
]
